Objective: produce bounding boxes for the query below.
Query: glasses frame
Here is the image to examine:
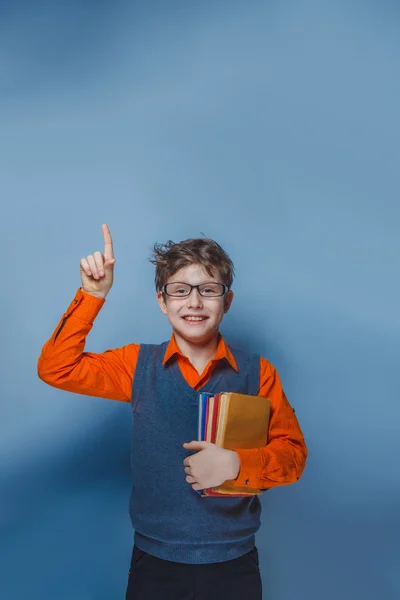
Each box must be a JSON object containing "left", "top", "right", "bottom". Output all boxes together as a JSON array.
[{"left": 161, "top": 281, "right": 228, "bottom": 298}]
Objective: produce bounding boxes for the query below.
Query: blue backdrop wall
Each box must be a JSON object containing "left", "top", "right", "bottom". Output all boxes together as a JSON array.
[{"left": 1, "top": 1, "right": 399, "bottom": 598}]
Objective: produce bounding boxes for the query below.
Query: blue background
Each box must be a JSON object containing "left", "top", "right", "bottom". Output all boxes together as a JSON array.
[{"left": 1, "top": 1, "right": 399, "bottom": 598}]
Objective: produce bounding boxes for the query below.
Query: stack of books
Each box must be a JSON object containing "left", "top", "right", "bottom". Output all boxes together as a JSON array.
[{"left": 197, "top": 392, "right": 270, "bottom": 497}]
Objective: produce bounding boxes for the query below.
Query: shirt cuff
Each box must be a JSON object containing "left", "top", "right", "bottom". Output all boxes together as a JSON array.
[
  {"left": 65, "top": 288, "right": 106, "bottom": 323},
  {"left": 231, "top": 448, "right": 263, "bottom": 489}
]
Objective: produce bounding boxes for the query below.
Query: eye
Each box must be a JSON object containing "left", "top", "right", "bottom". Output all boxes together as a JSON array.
[
  {"left": 200, "top": 283, "right": 223, "bottom": 296},
  {"left": 166, "top": 283, "right": 191, "bottom": 296}
]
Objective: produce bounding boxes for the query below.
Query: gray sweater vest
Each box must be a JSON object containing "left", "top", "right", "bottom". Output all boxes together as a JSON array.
[{"left": 129, "top": 341, "right": 262, "bottom": 564}]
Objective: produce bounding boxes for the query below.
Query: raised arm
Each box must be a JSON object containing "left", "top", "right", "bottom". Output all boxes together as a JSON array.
[{"left": 37, "top": 224, "right": 138, "bottom": 402}]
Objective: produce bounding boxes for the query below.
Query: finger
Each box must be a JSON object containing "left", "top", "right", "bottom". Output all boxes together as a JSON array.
[
  {"left": 102, "top": 224, "right": 114, "bottom": 261},
  {"left": 80, "top": 258, "right": 92, "bottom": 277},
  {"left": 184, "top": 466, "right": 191, "bottom": 474},
  {"left": 183, "top": 441, "right": 208, "bottom": 450},
  {"left": 186, "top": 475, "right": 196, "bottom": 484},
  {"left": 93, "top": 251, "right": 104, "bottom": 277},
  {"left": 87, "top": 255, "right": 99, "bottom": 279},
  {"left": 104, "top": 257, "right": 116, "bottom": 270}
]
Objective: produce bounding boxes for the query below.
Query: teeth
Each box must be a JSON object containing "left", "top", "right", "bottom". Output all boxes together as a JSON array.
[{"left": 185, "top": 316, "right": 204, "bottom": 321}]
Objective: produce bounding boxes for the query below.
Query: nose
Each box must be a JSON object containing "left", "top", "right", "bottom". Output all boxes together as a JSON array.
[{"left": 186, "top": 287, "right": 203, "bottom": 309}]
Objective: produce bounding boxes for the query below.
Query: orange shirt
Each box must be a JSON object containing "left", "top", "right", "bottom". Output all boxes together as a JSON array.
[{"left": 38, "top": 288, "right": 308, "bottom": 490}]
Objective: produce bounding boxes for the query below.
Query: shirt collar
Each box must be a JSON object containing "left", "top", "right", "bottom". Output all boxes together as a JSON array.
[{"left": 162, "top": 333, "right": 239, "bottom": 372}]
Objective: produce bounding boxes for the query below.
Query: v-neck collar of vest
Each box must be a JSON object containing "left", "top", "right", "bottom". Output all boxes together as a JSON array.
[{"left": 167, "top": 355, "right": 232, "bottom": 404}]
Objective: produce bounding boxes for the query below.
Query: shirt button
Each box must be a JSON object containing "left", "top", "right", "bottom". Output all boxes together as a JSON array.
[
  {"left": 74, "top": 300, "right": 78, "bottom": 304},
  {"left": 244, "top": 479, "right": 249, "bottom": 485}
]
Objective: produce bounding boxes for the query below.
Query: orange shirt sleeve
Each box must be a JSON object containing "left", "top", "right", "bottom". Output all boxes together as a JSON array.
[
  {"left": 232, "top": 357, "right": 308, "bottom": 490},
  {"left": 37, "top": 288, "right": 139, "bottom": 402}
]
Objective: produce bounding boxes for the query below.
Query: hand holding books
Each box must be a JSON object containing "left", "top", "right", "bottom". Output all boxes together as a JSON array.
[
  {"left": 182, "top": 440, "right": 241, "bottom": 491},
  {"left": 194, "top": 392, "right": 271, "bottom": 497}
]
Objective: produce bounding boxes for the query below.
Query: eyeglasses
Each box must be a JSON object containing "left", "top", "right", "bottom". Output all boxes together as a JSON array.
[{"left": 161, "top": 282, "right": 228, "bottom": 298}]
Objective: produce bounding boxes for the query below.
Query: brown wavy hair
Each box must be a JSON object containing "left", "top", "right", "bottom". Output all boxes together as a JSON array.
[{"left": 150, "top": 238, "right": 235, "bottom": 291}]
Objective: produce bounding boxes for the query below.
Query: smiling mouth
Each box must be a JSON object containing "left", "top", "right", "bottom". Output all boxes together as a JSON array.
[{"left": 183, "top": 316, "right": 208, "bottom": 322}]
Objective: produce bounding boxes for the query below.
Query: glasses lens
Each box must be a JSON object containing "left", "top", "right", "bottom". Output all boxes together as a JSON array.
[
  {"left": 199, "top": 283, "right": 225, "bottom": 297},
  {"left": 165, "top": 283, "right": 191, "bottom": 296}
]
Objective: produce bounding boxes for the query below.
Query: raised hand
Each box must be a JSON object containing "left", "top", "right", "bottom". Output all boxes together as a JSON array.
[{"left": 80, "top": 224, "right": 116, "bottom": 299}]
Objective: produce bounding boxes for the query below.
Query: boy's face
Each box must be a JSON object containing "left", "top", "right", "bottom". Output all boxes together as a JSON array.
[{"left": 157, "top": 263, "right": 233, "bottom": 346}]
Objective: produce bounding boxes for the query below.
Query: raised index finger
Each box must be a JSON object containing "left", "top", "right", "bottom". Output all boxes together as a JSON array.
[{"left": 102, "top": 223, "right": 114, "bottom": 260}]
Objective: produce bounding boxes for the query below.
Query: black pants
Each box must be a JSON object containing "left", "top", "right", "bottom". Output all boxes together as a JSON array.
[{"left": 125, "top": 544, "right": 262, "bottom": 600}]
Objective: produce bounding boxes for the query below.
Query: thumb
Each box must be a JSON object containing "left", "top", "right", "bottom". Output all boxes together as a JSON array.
[{"left": 183, "top": 441, "right": 209, "bottom": 450}]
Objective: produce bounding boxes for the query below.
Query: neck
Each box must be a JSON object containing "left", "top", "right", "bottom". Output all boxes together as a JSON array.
[{"left": 173, "top": 332, "right": 220, "bottom": 375}]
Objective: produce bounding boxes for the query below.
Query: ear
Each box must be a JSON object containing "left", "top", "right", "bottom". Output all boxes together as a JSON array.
[
  {"left": 157, "top": 290, "right": 168, "bottom": 315},
  {"left": 223, "top": 290, "right": 234, "bottom": 314}
]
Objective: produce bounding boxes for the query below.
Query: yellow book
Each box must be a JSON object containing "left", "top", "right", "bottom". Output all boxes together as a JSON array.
[{"left": 202, "top": 392, "right": 270, "bottom": 496}]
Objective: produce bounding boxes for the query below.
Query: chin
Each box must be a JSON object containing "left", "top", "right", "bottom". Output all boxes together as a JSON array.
[
  {"left": 179, "top": 330, "right": 209, "bottom": 343},
  {"left": 174, "top": 324, "right": 218, "bottom": 344}
]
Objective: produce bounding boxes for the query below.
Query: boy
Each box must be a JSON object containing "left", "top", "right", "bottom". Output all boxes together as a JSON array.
[{"left": 38, "top": 224, "right": 307, "bottom": 600}]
